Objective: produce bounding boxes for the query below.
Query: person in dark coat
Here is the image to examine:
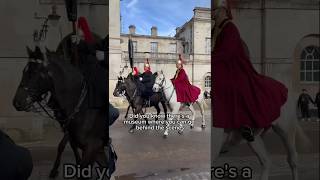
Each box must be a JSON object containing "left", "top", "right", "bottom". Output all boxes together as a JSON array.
[
  {"left": 72, "top": 17, "right": 107, "bottom": 109},
  {"left": 138, "top": 59, "right": 154, "bottom": 99},
  {"left": 315, "top": 89, "right": 320, "bottom": 121},
  {"left": 0, "top": 130, "right": 33, "bottom": 180},
  {"left": 298, "top": 89, "right": 314, "bottom": 121}
]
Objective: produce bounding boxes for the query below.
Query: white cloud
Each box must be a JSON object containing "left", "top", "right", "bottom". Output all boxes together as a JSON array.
[{"left": 126, "top": 0, "right": 139, "bottom": 8}]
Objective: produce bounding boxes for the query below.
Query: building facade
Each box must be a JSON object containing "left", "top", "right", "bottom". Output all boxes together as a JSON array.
[
  {"left": 109, "top": 6, "right": 212, "bottom": 105},
  {"left": 228, "top": 0, "right": 319, "bottom": 121}
]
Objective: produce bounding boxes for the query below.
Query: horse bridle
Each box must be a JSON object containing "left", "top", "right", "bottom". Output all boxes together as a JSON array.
[
  {"left": 154, "top": 75, "right": 175, "bottom": 103},
  {"left": 22, "top": 59, "right": 88, "bottom": 129}
]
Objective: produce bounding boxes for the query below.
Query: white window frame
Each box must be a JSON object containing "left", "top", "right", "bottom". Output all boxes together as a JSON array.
[{"left": 300, "top": 45, "right": 320, "bottom": 83}]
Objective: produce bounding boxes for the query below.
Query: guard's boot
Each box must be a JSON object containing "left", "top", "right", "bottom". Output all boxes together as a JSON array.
[{"left": 240, "top": 126, "right": 254, "bottom": 142}]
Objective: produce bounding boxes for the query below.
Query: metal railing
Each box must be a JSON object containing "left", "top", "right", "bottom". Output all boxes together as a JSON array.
[{"left": 122, "top": 51, "right": 190, "bottom": 63}]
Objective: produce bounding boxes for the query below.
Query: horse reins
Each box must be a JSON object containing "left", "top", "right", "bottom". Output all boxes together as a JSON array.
[{"left": 155, "top": 77, "right": 175, "bottom": 104}]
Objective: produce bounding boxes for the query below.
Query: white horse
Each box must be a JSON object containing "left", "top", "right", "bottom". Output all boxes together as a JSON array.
[
  {"left": 152, "top": 70, "right": 206, "bottom": 137},
  {"left": 212, "top": 114, "right": 312, "bottom": 180}
]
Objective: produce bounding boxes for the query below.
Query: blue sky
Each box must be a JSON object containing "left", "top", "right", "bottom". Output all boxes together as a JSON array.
[{"left": 120, "top": 0, "right": 210, "bottom": 36}]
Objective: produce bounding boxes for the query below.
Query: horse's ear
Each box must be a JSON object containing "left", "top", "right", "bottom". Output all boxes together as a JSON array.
[
  {"left": 161, "top": 70, "right": 163, "bottom": 74},
  {"left": 26, "top": 46, "right": 32, "bottom": 57}
]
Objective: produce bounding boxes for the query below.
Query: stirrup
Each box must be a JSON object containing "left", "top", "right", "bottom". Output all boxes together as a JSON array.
[{"left": 240, "top": 126, "right": 254, "bottom": 142}]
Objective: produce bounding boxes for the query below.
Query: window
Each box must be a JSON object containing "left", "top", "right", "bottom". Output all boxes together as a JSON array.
[
  {"left": 204, "top": 76, "right": 211, "bottom": 88},
  {"left": 205, "top": 38, "right": 211, "bottom": 54},
  {"left": 183, "top": 42, "right": 189, "bottom": 54},
  {"left": 169, "top": 43, "right": 177, "bottom": 53},
  {"left": 300, "top": 46, "right": 320, "bottom": 82},
  {"left": 132, "top": 41, "right": 137, "bottom": 52},
  {"left": 151, "top": 42, "right": 158, "bottom": 57}
]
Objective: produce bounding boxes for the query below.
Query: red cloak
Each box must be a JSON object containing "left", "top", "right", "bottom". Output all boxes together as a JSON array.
[
  {"left": 212, "top": 21, "right": 288, "bottom": 129},
  {"left": 171, "top": 68, "right": 201, "bottom": 103}
]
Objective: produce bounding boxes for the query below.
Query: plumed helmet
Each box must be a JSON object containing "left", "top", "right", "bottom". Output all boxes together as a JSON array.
[
  {"left": 144, "top": 58, "right": 151, "bottom": 71},
  {"left": 77, "top": 17, "right": 94, "bottom": 43},
  {"left": 177, "top": 54, "right": 183, "bottom": 67},
  {"left": 213, "top": 0, "right": 233, "bottom": 19},
  {"left": 133, "top": 67, "right": 139, "bottom": 76}
]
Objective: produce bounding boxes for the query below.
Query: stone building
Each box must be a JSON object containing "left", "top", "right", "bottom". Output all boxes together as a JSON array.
[
  {"left": 110, "top": 0, "right": 319, "bottom": 120},
  {"left": 0, "top": 0, "right": 108, "bottom": 141},
  {"left": 109, "top": 6, "right": 212, "bottom": 105}
]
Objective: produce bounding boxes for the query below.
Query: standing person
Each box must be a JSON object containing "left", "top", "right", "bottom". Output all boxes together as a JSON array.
[
  {"left": 297, "top": 89, "right": 314, "bottom": 121},
  {"left": 171, "top": 54, "right": 201, "bottom": 104},
  {"left": 315, "top": 89, "right": 320, "bottom": 121},
  {"left": 212, "top": 0, "right": 288, "bottom": 142}
]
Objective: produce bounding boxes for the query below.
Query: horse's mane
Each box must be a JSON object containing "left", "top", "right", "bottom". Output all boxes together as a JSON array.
[{"left": 46, "top": 52, "right": 82, "bottom": 78}]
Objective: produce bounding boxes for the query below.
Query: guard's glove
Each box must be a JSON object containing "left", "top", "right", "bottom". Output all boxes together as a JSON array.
[
  {"left": 139, "top": 77, "right": 143, "bottom": 81},
  {"left": 71, "top": 35, "right": 80, "bottom": 44}
]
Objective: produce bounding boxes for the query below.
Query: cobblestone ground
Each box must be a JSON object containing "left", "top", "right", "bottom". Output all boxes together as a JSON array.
[{"left": 23, "top": 106, "right": 319, "bottom": 180}]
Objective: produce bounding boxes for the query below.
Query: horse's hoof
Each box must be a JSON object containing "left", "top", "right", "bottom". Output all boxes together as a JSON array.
[
  {"left": 201, "top": 124, "right": 206, "bottom": 129},
  {"left": 129, "top": 129, "right": 134, "bottom": 133},
  {"left": 49, "top": 170, "right": 59, "bottom": 178}
]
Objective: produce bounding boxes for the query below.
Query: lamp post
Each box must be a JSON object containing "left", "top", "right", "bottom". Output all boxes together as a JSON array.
[{"left": 33, "top": 5, "right": 61, "bottom": 42}]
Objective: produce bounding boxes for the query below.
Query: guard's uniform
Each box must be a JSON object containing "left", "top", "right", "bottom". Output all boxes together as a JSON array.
[
  {"left": 171, "top": 55, "right": 200, "bottom": 103},
  {"left": 76, "top": 17, "right": 107, "bottom": 109},
  {"left": 212, "top": 1, "right": 287, "bottom": 129},
  {"left": 138, "top": 59, "right": 154, "bottom": 98}
]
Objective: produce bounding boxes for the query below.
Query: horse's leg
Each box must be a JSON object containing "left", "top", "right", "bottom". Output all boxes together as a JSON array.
[
  {"left": 69, "top": 138, "right": 81, "bottom": 165},
  {"left": 160, "top": 100, "right": 168, "bottom": 121},
  {"left": 187, "top": 104, "right": 196, "bottom": 129},
  {"left": 124, "top": 105, "right": 131, "bottom": 119},
  {"left": 95, "top": 151, "right": 109, "bottom": 180},
  {"left": 211, "top": 127, "right": 227, "bottom": 162},
  {"left": 272, "top": 123, "right": 298, "bottom": 180},
  {"left": 129, "top": 105, "right": 143, "bottom": 133},
  {"left": 80, "top": 142, "right": 102, "bottom": 179},
  {"left": 154, "top": 104, "right": 160, "bottom": 121},
  {"left": 164, "top": 103, "right": 180, "bottom": 137},
  {"left": 247, "top": 136, "right": 271, "bottom": 180},
  {"left": 196, "top": 100, "right": 206, "bottom": 129},
  {"left": 49, "top": 133, "right": 69, "bottom": 178}
]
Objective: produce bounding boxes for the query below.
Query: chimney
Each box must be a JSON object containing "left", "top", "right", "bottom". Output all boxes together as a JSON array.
[
  {"left": 151, "top": 26, "right": 157, "bottom": 37},
  {"left": 129, "top": 25, "right": 136, "bottom": 35}
]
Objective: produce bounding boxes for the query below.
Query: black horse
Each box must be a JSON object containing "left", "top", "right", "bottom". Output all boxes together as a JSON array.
[
  {"left": 0, "top": 129, "right": 33, "bottom": 179},
  {"left": 113, "top": 74, "right": 168, "bottom": 133},
  {"left": 13, "top": 46, "right": 111, "bottom": 179}
]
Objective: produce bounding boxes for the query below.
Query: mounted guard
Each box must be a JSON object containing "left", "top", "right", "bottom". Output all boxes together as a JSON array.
[{"left": 171, "top": 54, "right": 201, "bottom": 104}]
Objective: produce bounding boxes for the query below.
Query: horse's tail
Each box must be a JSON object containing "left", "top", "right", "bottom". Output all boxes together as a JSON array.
[{"left": 294, "top": 120, "right": 312, "bottom": 153}]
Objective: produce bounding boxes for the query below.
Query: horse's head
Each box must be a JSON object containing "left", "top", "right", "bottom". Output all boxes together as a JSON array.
[
  {"left": 152, "top": 70, "right": 165, "bottom": 92},
  {"left": 113, "top": 76, "right": 126, "bottom": 97},
  {"left": 13, "top": 46, "right": 53, "bottom": 111}
]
